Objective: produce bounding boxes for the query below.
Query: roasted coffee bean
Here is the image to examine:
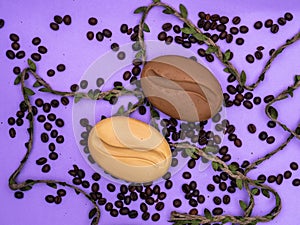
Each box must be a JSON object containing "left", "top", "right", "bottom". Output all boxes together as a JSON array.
[
  {"left": 183, "top": 171, "right": 191, "bottom": 179},
  {"left": 207, "top": 184, "right": 215, "bottom": 192},
  {"left": 264, "top": 19, "right": 273, "bottom": 28},
  {"left": 142, "top": 212, "right": 150, "bottom": 221},
  {"left": 268, "top": 175, "right": 276, "bottom": 183},
  {"left": 205, "top": 54, "right": 214, "bottom": 62},
  {"left": 232, "top": 16, "right": 241, "bottom": 25},
  {"left": 16, "top": 118, "right": 23, "bottom": 126},
  {"left": 173, "top": 25, "right": 181, "bottom": 33},
  {"left": 86, "top": 31, "right": 94, "bottom": 40},
  {"left": 50, "top": 22, "right": 59, "bottom": 30},
  {"left": 226, "top": 34, "right": 233, "bottom": 43},
  {"left": 96, "top": 31, "right": 104, "bottom": 41},
  {"left": 107, "top": 183, "right": 116, "bottom": 192},
  {"left": 173, "top": 199, "right": 182, "bottom": 207},
  {"left": 0, "top": 19, "right": 4, "bottom": 29},
  {"left": 271, "top": 24, "right": 279, "bottom": 33},
  {"left": 56, "top": 64, "right": 65, "bottom": 72},
  {"left": 236, "top": 37, "right": 244, "bottom": 45},
  {"left": 46, "top": 69, "right": 55, "bottom": 77},
  {"left": 219, "top": 182, "right": 227, "bottom": 191},
  {"left": 45, "top": 195, "right": 55, "bottom": 203},
  {"left": 155, "top": 202, "right": 164, "bottom": 211},
  {"left": 254, "top": 21, "right": 263, "bottom": 29},
  {"left": 63, "top": 15, "right": 71, "bottom": 25},
  {"left": 259, "top": 131, "right": 268, "bottom": 140},
  {"left": 165, "top": 36, "right": 173, "bottom": 44},
  {"left": 197, "top": 195, "right": 205, "bottom": 203},
  {"left": 245, "top": 97, "right": 257, "bottom": 108},
  {"left": 213, "top": 196, "right": 222, "bottom": 205},
  {"left": 284, "top": 12, "right": 293, "bottom": 21},
  {"left": 109, "top": 209, "right": 119, "bottom": 217},
  {"left": 122, "top": 71, "right": 131, "bottom": 81},
  {"left": 254, "top": 50, "right": 263, "bottom": 60},
  {"left": 57, "top": 189, "right": 66, "bottom": 197},
  {"left": 284, "top": 170, "right": 292, "bottom": 179},
  {"left": 50, "top": 130, "right": 58, "bottom": 139},
  {"left": 8, "top": 117, "right": 15, "bottom": 126},
  {"left": 14, "top": 191, "right": 24, "bottom": 199},
  {"left": 219, "top": 31, "right": 227, "bottom": 40},
  {"left": 234, "top": 138, "right": 242, "bottom": 147},
  {"left": 151, "top": 213, "right": 160, "bottom": 221},
  {"left": 6, "top": 50, "right": 15, "bottom": 59},
  {"left": 88, "top": 17, "right": 98, "bottom": 26},
  {"left": 247, "top": 124, "right": 256, "bottom": 133},
  {"left": 245, "top": 54, "right": 254, "bottom": 63},
  {"left": 92, "top": 172, "right": 101, "bottom": 181},
  {"left": 41, "top": 132, "right": 49, "bottom": 143},
  {"left": 56, "top": 135, "right": 64, "bottom": 144},
  {"left": 49, "top": 152, "right": 58, "bottom": 160},
  {"left": 230, "top": 27, "right": 239, "bottom": 35},
  {"left": 267, "top": 121, "right": 276, "bottom": 128},
  {"left": 54, "top": 15, "right": 63, "bottom": 24},
  {"left": 120, "top": 24, "right": 128, "bottom": 33},
  {"left": 219, "top": 195, "right": 230, "bottom": 205},
  {"left": 117, "top": 51, "right": 126, "bottom": 60},
  {"left": 60, "top": 96, "right": 69, "bottom": 106},
  {"left": 103, "top": 29, "right": 112, "bottom": 38},
  {"left": 292, "top": 179, "right": 300, "bottom": 186},
  {"left": 239, "top": 25, "right": 249, "bottom": 33},
  {"left": 266, "top": 136, "right": 275, "bottom": 144},
  {"left": 32, "top": 37, "right": 41, "bottom": 46},
  {"left": 277, "top": 17, "right": 286, "bottom": 26},
  {"left": 55, "top": 118, "right": 64, "bottom": 127},
  {"left": 9, "top": 127, "right": 16, "bottom": 138},
  {"left": 162, "top": 22, "right": 172, "bottom": 31},
  {"left": 10, "top": 33, "right": 19, "bottom": 42},
  {"left": 50, "top": 100, "right": 59, "bottom": 108},
  {"left": 219, "top": 16, "right": 229, "bottom": 24},
  {"left": 216, "top": 24, "right": 226, "bottom": 32},
  {"left": 257, "top": 174, "right": 266, "bottom": 183},
  {"left": 16, "top": 50, "right": 25, "bottom": 59},
  {"left": 48, "top": 142, "right": 56, "bottom": 151},
  {"left": 44, "top": 122, "right": 52, "bottom": 131},
  {"left": 189, "top": 198, "right": 198, "bottom": 207},
  {"left": 290, "top": 162, "right": 298, "bottom": 170},
  {"left": 263, "top": 95, "right": 274, "bottom": 103},
  {"left": 38, "top": 46, "right": 47, "bottom": 54},
  {"left": 276, "top": 174, "right": 283, "bottom": 185},
  {"left": 253, "top": 96, "right": 261, "bottom": 105},
  {"left": 42, "top": 164, "right": 51, "bottom": 173}
]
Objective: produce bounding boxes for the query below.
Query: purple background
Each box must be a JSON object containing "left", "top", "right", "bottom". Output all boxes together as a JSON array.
[{"left": 1, "top": 0, "right": 300, "bottom": 224}]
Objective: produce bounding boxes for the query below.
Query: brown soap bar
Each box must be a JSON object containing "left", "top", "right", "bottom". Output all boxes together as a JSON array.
[
  {"left": 141, "top": 55, "right": 223, "bottom": 122},
  {"left": 88, "top": 116, "right": 171, "bottom": 183}
]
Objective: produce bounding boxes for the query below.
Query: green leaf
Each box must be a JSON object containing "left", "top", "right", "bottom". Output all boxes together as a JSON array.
[
  {"left": 134, "top": 6, "right": 147, "bottom": 14},
  {"left": 47, "top": 183, "right": 57, "bottom": 189},
  {"left": 294, "top": 75, "right": 300, "bottom": 85},
  {"left": 224, "top": 49, "right": 232, "bottom": 62},
  {"left": 88, "top": 89, "right": 94, "bottom": 99},
  {"left": 181, "top": 27, "right": 195, "bottom": 34},
  {"left": 33, "top": 81, "right": 42, "bottom": 87},
  {"left": 228, "top": 164, "right": 238, "bottom": 172},
  {"left": 24, "top": 87, "right": 35, "bottom": 96},
  {"left": 221, "top": 218, "right": 231, "bottom": 224},
  {"left": 185, "top": 148, "right": 197, "bottom": 159},
  {"left": 223, "top": 67, "right": 231, "bottom": 74},
  {"left": 20, "top": 185, "right": 32, "bottom": 191},
  {"left": 162, "top": 7, "right": 175, "bottom": 14},
  {"left": 287, "top": 86, "right": 294, "bottom": 97},
  {"left": 27, "top": 58, "right": 36, "bottom": 72},
  {"left": 240, "top": 70, "right": 247, "bottom": 86},
  {"left": 89, "top": 208, "right": 97, "bottom": 219},
  {"left": 179, "top": 4, "right": 188, "bottom": 18},
  {"left": 127, "top": 102, "right": 133, "bottom": 109},
  {"left": 193, "top": 33, "right": 207, "bottom": 41},
  {"left": 116, "top": 105, "right": 125, "bottom": 115},
  {"left": 239, "top": 200, "right": 247, "bottom": 211},
  {"left": 135, "top": 50, "right": 144, "bottom": 59},
  {"left": 103, "top": 93, "right": 114, "bottom": 101},
  {"left": 267, "top": 106, "right": 278, "bottom": 119},
  {"left": 150, "top": 108, "right": 160, "bottom": 119},
  {"left": 212, "top": 161, "right": 219, "bottom": 171},
  {"left": 251, "top": 188, "right": 259, "bottom": 195},
  {"left": 74, "top": 96, "right": 82, "bottom": 103},
  {"left": 14, "top": 74, "right": 22, "bottom": 85},
  {"left": 38, "top": 87, "right": 51, "bottom": 92},
  {"left": 204, "top": 208, "right": 212, "bottom": 220},
  {"left": 204, "top": 145, "right": 218, "bottom": 153},
  {"left": 275, "top": 194, "right": 281, "bottom": 205},
  {"left": 282, "top": 124, "right": 288, "bottom": 131},
  {"left": 153, "top": 0, "right": 160, "bottom": 2},
  {"left": 262, "top": 189, "right": 270, "bottom": 198},
  {"left": 236, "top": 179, "right": 243, "bottom": 190},
  {"left": 143, "top": 23, "right": 150, "bottom": 32},
  {"left": 206, "top": 45, "right": 218, "bottom": 54}
]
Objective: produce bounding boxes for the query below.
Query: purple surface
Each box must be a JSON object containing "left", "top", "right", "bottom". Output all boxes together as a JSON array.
[{"left": 1, "top": 0, "right": 300, "bottom": 224}]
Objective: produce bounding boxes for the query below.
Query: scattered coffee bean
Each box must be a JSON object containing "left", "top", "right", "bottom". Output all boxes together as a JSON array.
[
  {"left": 254, "top": 51, "right": 263, "bottom": 60},
  {"left": 276, "top": 174, "right": 283, "bottom": 185},
  {"left": 284, "top": 170, "right": 292, "bottom": 179},
  {"left": 14, "top": 191, "right": 24, "bottom": 199},
  {"left": 63, "top": 15, "right": 72, "bottom": 25},
  {"left": 42, "top": 164, "right": 51, "bottom": 173},
  {"left": 9, "top": 127, "right": 16, "bottom": 138},
  {"left": 232, "top": 16, "right": 241, "bottom": 25},
  {"left": 263, "top": 95, "right": 274, "bottom": 103},
  {"left": 253, "top": 96, "right": 261, "bottom": 105},
  {"left": 6, "top": 50, "right": 15, "bottom": 60},
  {"left": 41, "top": 132, "right": 49, "bottom": 143},
  {"left": 57, "top": 64, "right": 66, "bottom": 72},
  {"left": 239, "top": 25, "right": 249, "bottom": 33},
  {"left": 246, "top": 54, "right": 254, "bottom": 63},
  {"left": 267, "top": 121, "right": 276, "bottom": 128},
  {"left": 284, "top": 12, "right": 293, "bottom": 21},
  {"left": 292, "top": 179, "right": 300, "bottom": 186},
  {"left": 266, "top": 136, "right": 275, "bottom": 144},
  {"left": 277, "top": 17, "right": 286, "bottom": 26},
  {"left": 117, "top": 51, "right": 126, "bottom": 60},
  {"left": 271, "top": 24, "right": 279, "bottom": 33},
  {"left": 254, "top": 21, "right": 263, "bottom": 29},
  {"left": 247, "top": 124, "right": 256, "bottom": 133},
  {"left": 264, "top": 19, "right": 273, "bottom": 28},
  {"left": 0, "top": 19, "right": 4, "bottom": 29},
  {"left": 290, "top": 162, "right": 298, "bottom": 171}
]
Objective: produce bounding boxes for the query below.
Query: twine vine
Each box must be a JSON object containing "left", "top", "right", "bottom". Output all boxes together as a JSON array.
[{"left": 8, "top": 1, "right": 300, "bottom": 225}]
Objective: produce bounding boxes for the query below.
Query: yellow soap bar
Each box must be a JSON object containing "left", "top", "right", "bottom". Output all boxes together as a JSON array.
[{"left": 88, "top": 116, "right": 172, "bottom": 183}]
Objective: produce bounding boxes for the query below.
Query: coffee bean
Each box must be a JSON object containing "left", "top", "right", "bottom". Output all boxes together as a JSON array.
[
  {"left": 102, "top": 29, "right": 112, "bottom": 38},
  {"left": 88, "top": 17, "right": 98, "bottom": 26},
  {"left": 290, "top": 162, "right": 298, "bottom": 171},
  {"left": 117, "top": 51, "right": 126, "bottom": 60},
  {"left": 56, "top": 135, "right": 64, "bottom": 144},
  {"left": 165, "top": 36, "right": 173, "bottom": 45},
  {"left": 182, "top": 41, "right": 192, "bottom": 48},
  {"left": 15, "top": 50, "right": 25, "bottom": 59},
  {"left": 8, "top": 117, "right": 15, "bottom": 126},
  {"left": 213, "top": 196, "right": 222, "bottom": 205},
  {"left": 42, "top": 164, "right": 51, "bottom": 173},
  {"left": 253, "top": 96, "right": 261, "bottom": 105},
  {"left": 63, "top": 15, "right": 71, "bottom": 25},
  {"left": 52, "top": 15, "right": 62, "bottom": 24},
  {"left": 45, "top": 195, "right": 55, "bottom": 203},
  {"left": 120, "top": 24, "right": 128, "bottom": 33},
  {"left": 245, "top": 54, "right": 255, "bottom": 63},
  {"left": 161, "top": 22, "right": 172, "bottom": 32},
  {"left": 284, "top": 12, "right": 293, "bottom": 21},
  {"left": 207, "top": 184, "right": 215, "bottom": 192},
  {"left": 37, "top": 46, "right": 47, "bottom": 54},
  {"left": 165, "top": 180, "right": 173, "bottom": 190},
  {"left": 266, "top": 136, "right": 275, "bottom": 144},
  {"left": 243, "top": 100, "right": 253, "bottom": 109},
  {"left": 56, "top": 64, "right": 65, "bottom": 72},
  {"left": 276, "top": 174, "right": 283, "bottom": 185},
  {"left": 95, "top": 31, "right": 104, "bottom": 41},
  {"left": 232, "top": 16, "right": 241, "bottom": 25},
  {"left": 268, "top": 175, "right": 276, "bottom": 183},
  {"left": 254, "top": 51, "right": 263, "bottom": 60},
  {"left": 263, "top": 95, "right": 274, "bottom": 103},
  {"left": 50, "top": 22, "right": 59, "bottom": 31},
  {"left": 107, "top": 183, "right": 116, "bottom": 192},
  {"left": 257, "top": 174, "right": 266, "bottom": 183},
  {"left": 9, "top": 127, "right": 16, "bottom": 138},
  {"left": 292, "top": 179, "right": 300, "bottom": 186},
  {"left": 56, "top": 189, "right": 66, "bottom": 197},
  {"left": 219, "top": 16, "right": 229, "bottom": 24},
  {"left": 6, "top": 50, "right": 15, "bottom": 59},
  {"left": 264, "top": 19, "right": 273, "bottom": 28},
  {"left": 284, "top": 170, "right": 292, "bottom": 179},
  {"left": 37, "top": 115, "right": 46, "bottom": 123},
  {"left": 151, "top": 213, "right": 160, "bottom": 221},
  {"left": 277, "top": 17, "right": 286, "bottom": 26},
  {"left": 183, "top": 171, "right": 191, "bottom": 179},
  {"left": 258, "top": 131, "right": 268, "bottom": 141},
  {"left": 247, "top": 124, "right": 256, "bottom": 134},
  {"left": 9, "top": 33, "right": 19, "bottom": 42},
  {"left": 155, "top": 202, "right": 164, "bottom": 211},
  {"left": 205, "top": 54, "right": 214, "bottom": 62},
  {"left": 269, "top": 48, "right": 275, "bottom": 56},
  {"left": 254, "top": 21, "right": 263, "bottom": 29},
  {"left": 236, "top": 37, "right": 244, "bottom": 45},
  {"left": 47, "top": 113, "right": 56, "bottom": 122},
  {"left": 0, "top": 19, "right": 4, "bottom": 29},
  {"left": 226, "top": 34, "right": 233, "bottom": 43},
  {"left": 267, "top": 121, "right": 276, "bottom": 128},
  {"left": 234, "top": 138, "right": 242, "bottom": 147},
  {"left": 44, "top": 122, "right": 52, "bottom": 131},
  {"left": 49, "top": 152, "right": 58, "bottom": 160},
  {"left": 41, "top": 132, "right": 49, "bottom": 143},
  {"left": 16, "top": 118, "right": 23, "bottom": 126},
  {"left": 230, "top": 27, "right": 239, "bottom": 35},
  {"left": 14, "top": 191, "right": 24, "bottom": 199},
  {"left": 271, "top": 24, "right": 279, "bottom": 34},
  {"left": 86, "top": 31, "right": 94, "bottom": 40},
  {"left": 173, "top": 199, "right": 182, "bottom": 207}
]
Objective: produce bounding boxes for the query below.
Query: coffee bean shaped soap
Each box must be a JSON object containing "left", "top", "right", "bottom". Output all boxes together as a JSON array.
[
  {"left": 88, "top": 116, "right": 171, "bottom": 183},
  {"left": 141, "top": 55, "right": 223, "bottom": 122}
]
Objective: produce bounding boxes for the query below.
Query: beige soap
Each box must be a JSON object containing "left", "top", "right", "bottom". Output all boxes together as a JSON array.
[
  {"left": 141, "top": 55, "right": 223, "bottom": 122},
  {"left": 88, "top": 116, "right": 172, "bottom": 183}
]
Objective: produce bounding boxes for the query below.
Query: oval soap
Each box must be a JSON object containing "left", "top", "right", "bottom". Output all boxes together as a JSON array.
[
  {"left": 141, "top": 55, "right": 223, "bottom": 122},
  {"left": 88, "top": 116, "right": 171, "bottom": 183}
]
